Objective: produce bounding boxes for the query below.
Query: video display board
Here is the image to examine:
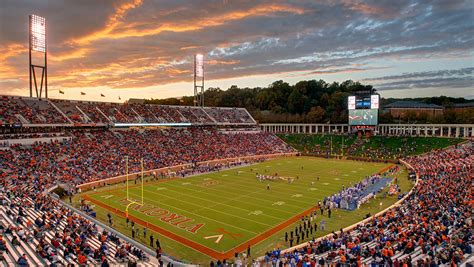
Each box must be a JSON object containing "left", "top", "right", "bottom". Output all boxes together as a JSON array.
[{"left": 349, "top": 109, "right": 378, "bottom": 126}]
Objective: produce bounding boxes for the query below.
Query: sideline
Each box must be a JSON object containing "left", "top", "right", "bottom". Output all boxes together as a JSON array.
[
  {"left": 261, "top": 160, "right": 417, "bottom": 257},
  {"left": 83, "top": 193, "right": 319, "bottom": 261},
  {"left": 57, "top": 197, "right": 197, "bottom": 267}
]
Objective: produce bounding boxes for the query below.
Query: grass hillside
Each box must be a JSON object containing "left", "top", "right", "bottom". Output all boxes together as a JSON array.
[{"left": 278, "top": 134, "right": 463, "bottom": 160}]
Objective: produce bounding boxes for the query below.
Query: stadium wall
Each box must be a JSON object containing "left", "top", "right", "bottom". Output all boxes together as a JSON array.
[
  {"left": 0, "top": 135, "right": 72, "bottom": 146},
  {"left": 260, "top": 123, "right": 474, "bottom": 138}
]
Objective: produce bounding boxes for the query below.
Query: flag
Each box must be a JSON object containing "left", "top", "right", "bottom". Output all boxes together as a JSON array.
[
  {"left": 59, "top": 90, "right": 64, "bottom": 94},
  {"left": 118, "top": 96, "right": 121, "bottom": 100},
  {"left": 81, "top": 92, "right": 86, "bottom": 95},
  {"left": 101, "top": 94, "right": 105, "bottom": 97}
]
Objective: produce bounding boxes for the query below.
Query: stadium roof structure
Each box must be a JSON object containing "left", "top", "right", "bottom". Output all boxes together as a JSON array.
[
  {"left": 384, "top": 101, "right": 443, "bottom": 109},
  {"left": 451, "top": 102, "right": 474, "bottom": 108}
]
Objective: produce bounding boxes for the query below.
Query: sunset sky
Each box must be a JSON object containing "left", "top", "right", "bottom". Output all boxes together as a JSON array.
[{"left": 0, "top": 0, "right": 473, "bottom": 102}]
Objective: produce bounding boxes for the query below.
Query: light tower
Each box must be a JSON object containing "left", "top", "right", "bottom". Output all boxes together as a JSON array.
[
  {"left": 194, "top": 54, "right": 204, "bottom": 106},
  {"left": 29, "top": 14, "right": 48, "bottom": 98}
]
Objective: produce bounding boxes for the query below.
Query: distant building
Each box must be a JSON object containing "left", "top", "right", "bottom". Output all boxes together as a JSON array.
[
  {"left": 448, "top": 102, "right": 474, "bottom": 112},
  {"left": 383, "top": 101, "right": 444, "bottom": 118}
]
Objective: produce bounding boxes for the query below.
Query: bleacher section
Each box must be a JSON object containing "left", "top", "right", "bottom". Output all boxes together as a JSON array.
[
  {"left": 0, "top": 128, "right": 294, "bottom": 185},
  {"left": 0, "top": 111, "right": 293, "bottom": 266},
  {"left": 0, "top": 96, "right": 255, "bottom": 126},
  {"left": 262, "top": 142, "right": 473, "bottom": 266},
  {"left": 0, "top": 185, "right": 154, "bottom": 266}
]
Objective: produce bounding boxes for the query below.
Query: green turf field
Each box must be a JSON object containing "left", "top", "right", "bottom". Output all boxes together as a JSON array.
[{"left": 76, "top": 156, "right": 411, "bottom": 264}]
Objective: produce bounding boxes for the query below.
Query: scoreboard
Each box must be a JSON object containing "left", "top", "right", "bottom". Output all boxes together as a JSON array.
[{"left": 348, "top": 94, "right": 379, "bottom": 126}]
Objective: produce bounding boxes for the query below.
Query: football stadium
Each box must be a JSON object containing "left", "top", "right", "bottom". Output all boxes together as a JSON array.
[{"left": 1, "top": 1, "right": 473, "bottom": 267}]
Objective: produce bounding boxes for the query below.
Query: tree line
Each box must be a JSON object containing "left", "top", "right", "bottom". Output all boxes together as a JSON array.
[{"left": 143, "top": 80, "right": 473, "bottom": 124}]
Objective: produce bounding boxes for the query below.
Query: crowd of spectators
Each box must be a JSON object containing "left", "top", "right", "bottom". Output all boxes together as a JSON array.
[
  {"left": 0, "top": 97, "right": 24, "bottom": 125},
  {"left": 0, "top": 95, "right": 256, "bottom": 126},
  {"left": 0, "top": 128, "right": 294, "bottom": 186},
  {"left": 0, "top": 178, "right": 150, "bottom": 266},
  {"left": 263, "top": 142, "right": 472, "bottom": 266},
  {"left": 0, "top": 126, "right": 293, "bottom": 266},
  {"left": 20, "top": 99, "right": 69, "bottom": 124},
  {"left": 203, "top": 107, "right": 254, "bottom": 124}
]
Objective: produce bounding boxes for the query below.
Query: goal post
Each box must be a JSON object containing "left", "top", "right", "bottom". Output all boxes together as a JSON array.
[{"left": 125, "top": 157, "right": 144, "bottom": 218}]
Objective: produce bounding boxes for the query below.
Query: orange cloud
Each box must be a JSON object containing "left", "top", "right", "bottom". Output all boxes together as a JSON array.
[
  {"left": 69, "top": 3, "right": 305, "bottom": 44},
  {"left": 0, "top": 44, "right": 28, "bottom": 62},
  {"left": 180, "top": 45, "right": 201, "bottom": 50},
  {"left": 49, "top": 48, "right": 90, "bottom": 62},
  {"left": 69, "top": 0, "right": 144, "bottom": 45},
  {"left": 342, "top": 0, "right": 386, "bottom": 16},
  {"left": 207, "top": 59, "right": 240, "bottom": 65}
]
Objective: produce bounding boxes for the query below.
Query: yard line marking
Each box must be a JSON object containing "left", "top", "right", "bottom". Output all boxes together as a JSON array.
[
  {"left": 144, "top": 185, "right": 287, "bottom": 220},
  {"left": 171, "top": 175, "right": 323, "bottom": 207},
  {"left": 272, "top": 201, "right": 285, "bottom": 206},
  {"left": 206, "top": 175, "right": 329, "bottom": 202},
  {"left": 291, "top": 194, "right": 302, "bottom": 198},
  {"left": 156, "top": 186, "right": 292, "bottom": 220},
  {"left": 126, "top": 191, "right": 259, "bottom": 234},
  {"left": 248, "top": 210, "right": 263, "bottom": 216},
  {"left": 139, "top": 189, "right": 274, "bottom": 227},
  {"left": 204, "top": 234, "right": 223, "bottom": 243},
  {"left": 158, "top": 180, "right": 306, "bottom": 210}
]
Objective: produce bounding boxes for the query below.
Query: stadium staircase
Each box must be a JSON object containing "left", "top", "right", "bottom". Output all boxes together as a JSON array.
[{"left": 48, "top": 100, "right": 73, "bottom": 124}]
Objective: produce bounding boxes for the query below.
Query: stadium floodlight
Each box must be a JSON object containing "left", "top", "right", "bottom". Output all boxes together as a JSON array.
[
  {"left": 194, "top": 54, "right": 205, "bottom": 106},
  {"left": 195, "top": 54, "right": 204, "bottom": 78},
  {"left": 29, "top": 14, "right": 48, "bottom": 99},
  {"left": 30, "top": 14, "right": 46, "bottom": 53}
]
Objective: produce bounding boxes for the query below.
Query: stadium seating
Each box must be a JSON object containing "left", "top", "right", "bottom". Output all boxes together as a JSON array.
[
  {"left": 0, "top": 96, "right": 256, "bottom": 125},
  {"left": 263, "top": 142, "right": 473, "bottom": 266},
  {"left": 0, "top": 95, "right": 256, "bottom": 126},
  {"left": 0, "top": 184, "right": 153, "bottom": 266},
  {"left": 0, "top": 123, "right": 294, "bottom": 266},
  {"left": 1, "top": 94, "right": 470, "bottom": 266},
  {"left": 0, "top": 128, "right": 294, "bottom": 185}
]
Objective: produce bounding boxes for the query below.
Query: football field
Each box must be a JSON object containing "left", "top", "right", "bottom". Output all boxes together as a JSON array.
[{"left": 79, "top": 156, "right": 396, "bottom": 262}]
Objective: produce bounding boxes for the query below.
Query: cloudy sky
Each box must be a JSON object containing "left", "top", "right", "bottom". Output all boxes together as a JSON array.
[{"left": 0, "top": 0, "right": 473, "bottom": 102}]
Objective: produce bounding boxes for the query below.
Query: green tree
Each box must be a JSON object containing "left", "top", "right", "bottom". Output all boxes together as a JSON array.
[{"left": 306, "top": 106, "right": 325, "bottom": 122}]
